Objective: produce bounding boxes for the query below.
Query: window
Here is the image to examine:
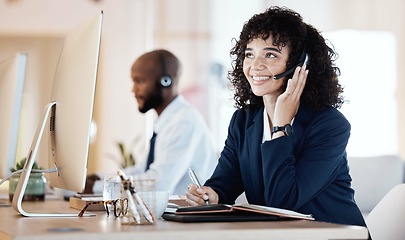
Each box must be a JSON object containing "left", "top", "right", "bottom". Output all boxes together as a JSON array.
[{"left": 324, "top": 30, "right": 398, "bottom": 157}]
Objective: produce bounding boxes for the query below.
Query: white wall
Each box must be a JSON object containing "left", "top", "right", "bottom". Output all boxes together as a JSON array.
[{"left": 0, "top": 0, "right": 149, "bottom": 173}]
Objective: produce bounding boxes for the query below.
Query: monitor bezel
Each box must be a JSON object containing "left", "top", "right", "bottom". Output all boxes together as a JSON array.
[{"left": 0, "top": 52, "right": 26, "bottom": 179}]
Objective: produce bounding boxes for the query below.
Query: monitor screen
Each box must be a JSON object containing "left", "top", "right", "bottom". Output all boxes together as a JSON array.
[
  {"left": 0, "top": 52, "right": 26, "bottom": 179},
  {"left": 47, "top": 11, "right": 102, "bottom": 193},
  {"left": 12, "top": 12, "right": 103, "bottom": 217}
]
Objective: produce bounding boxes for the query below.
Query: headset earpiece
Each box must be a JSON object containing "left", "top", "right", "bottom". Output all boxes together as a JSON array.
[
  {"left": 160, "top": 75, "right": 172, "bottom": 88},
  {"left": 157, "top": 51, "right": 172, "bottom": 88}
]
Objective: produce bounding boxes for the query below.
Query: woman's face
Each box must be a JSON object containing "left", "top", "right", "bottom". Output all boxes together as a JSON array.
[{"left": 243, "top": 36, "right": 290, "bottom": 97}]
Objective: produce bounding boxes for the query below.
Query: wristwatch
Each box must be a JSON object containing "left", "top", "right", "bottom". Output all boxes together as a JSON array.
[{"left": 272, "top": 124, "right": 293, "bottom": 136}]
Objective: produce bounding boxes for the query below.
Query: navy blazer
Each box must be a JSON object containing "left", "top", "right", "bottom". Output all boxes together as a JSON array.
[{"left": 206, "top": 105, "right": 366, "bottom": 227}]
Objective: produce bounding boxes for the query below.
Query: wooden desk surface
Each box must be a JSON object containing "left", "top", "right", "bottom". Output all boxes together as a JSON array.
[{"left": 0, "top": 200, "right": 368, "bottom": 240}]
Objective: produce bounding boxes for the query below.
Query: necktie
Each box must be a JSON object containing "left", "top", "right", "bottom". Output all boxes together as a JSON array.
[{"left": 145, "top": 132, "right": 157, "bottom": 171}]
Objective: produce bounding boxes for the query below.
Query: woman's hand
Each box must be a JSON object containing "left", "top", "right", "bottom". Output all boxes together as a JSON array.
[
  {"left": 272, "top": 65, "right": 308, "bottom": 130},
  {"left": 185, "top": 184, "right": 219, "bottom": 206}
]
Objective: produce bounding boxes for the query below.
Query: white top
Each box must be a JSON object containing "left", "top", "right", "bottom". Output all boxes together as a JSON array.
[
  {"left": 262, "top": 108, "right": 294, "bottom": 143},
  {"left": 263, "top": 108, "right": 272, "bottom": 142},
  {"left": 94, "top": 95, "right": 217, "bottom": 195}
]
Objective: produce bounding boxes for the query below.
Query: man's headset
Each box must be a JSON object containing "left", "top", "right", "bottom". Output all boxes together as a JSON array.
[
  {"left": 273, "top": 47, "right": 309, "bottom": 80},
  {"left": 157, "top": 51, "right": 173, "bottom": 88}
]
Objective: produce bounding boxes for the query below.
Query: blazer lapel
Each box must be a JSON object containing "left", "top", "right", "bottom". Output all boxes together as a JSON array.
[
  {"left": 292, "top": 106, "right": 313, "bottom": 155},
  {"left": 246, "top": 108, "right": 265, "bottom": 200}
]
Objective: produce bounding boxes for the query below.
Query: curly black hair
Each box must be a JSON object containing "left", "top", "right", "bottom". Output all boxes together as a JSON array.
[{"left": 229, "top": 6, "right": 344, "bottom": 110}]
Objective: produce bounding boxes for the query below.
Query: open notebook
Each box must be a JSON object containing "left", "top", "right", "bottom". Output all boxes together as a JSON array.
[{"left": 163, "top": 203, "right": 314, "bottom": 223}]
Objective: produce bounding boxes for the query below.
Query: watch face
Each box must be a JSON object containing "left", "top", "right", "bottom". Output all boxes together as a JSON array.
[{"left": 284, "top": 124, "right": 293, "bottom": 136}]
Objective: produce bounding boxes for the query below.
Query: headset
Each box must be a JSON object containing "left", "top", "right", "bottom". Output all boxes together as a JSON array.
[
  {"left": 157, "top": 51, "right": 173, "bottom": 88},
  {"left": 273, "top": 47, "right": 309, "bottom": 80}
]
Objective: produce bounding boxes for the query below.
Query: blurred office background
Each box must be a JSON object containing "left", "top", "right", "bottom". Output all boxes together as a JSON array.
[{"left": 1, "top": 0, "right": 404, "bottom": 176}]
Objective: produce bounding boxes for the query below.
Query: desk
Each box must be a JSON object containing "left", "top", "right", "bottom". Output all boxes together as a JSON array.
[{"left": 0, "top": 200, "right": 368, "bottom": 240}]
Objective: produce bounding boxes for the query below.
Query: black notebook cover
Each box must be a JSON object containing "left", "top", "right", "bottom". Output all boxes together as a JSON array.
[{"left": 162, "top": 211, "right": 286, "bottom": 223}]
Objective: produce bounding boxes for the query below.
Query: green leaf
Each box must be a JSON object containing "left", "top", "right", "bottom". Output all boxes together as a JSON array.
[
  {"left": 116, "top": 141, "right": 136, "bottom": 168},
  {"left": 10, "top": 157, "right": 42, "bottom": 172}
]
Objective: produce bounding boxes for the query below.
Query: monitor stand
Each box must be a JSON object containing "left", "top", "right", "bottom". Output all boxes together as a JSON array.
[{"left": 11, "top": 102, "right": 94, "bottom": 217}]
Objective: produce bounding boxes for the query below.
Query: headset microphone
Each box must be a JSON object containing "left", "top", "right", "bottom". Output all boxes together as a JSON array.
[
  {"left": 157, "top": 51, "right": 173, "bottom": 88},
  {"left": 273, "top": 64, "right": 298, "bottom": 80},
  {"left": 273, "top": 51, "right": 309, "bottom": 80}
]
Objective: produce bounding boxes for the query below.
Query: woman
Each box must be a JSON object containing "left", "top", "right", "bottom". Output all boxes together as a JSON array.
[{"left": 186, "top": 6, "right": 366, "bottom": 227}]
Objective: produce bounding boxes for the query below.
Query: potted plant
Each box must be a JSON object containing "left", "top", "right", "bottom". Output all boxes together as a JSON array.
[
  {"left": 117, "top": 142, "right": 136, "bottom": 168},
  {"left": 107, "top": 141, "right": 136, "bottom": 169},
  {"left": 8, "top": 158, "right": 46, "bottom": 201}
]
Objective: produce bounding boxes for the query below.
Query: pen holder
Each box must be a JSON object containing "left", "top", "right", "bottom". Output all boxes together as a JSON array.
[{"left": 121, "top": 178, "right": 156, "bottom": 225}]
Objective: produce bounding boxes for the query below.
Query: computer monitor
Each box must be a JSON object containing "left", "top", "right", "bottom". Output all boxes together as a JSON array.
[
  {"left": 12, "top": 11, "right": 103, "bottom": 217},
  {"left": 0, "top": 52, "right": 26, "bottom": 179}
]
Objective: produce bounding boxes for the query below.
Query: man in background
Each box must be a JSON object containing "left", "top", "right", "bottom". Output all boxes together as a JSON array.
[{"left": 85, "top": 49, "right": 217, "bottom": 195}]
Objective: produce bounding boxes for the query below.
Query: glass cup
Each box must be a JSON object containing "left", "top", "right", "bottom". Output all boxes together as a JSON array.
[{"left": 103, "top": 175, "right": 122, "bottom": 213}]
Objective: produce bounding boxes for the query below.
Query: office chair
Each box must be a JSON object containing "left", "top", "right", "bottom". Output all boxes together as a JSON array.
[{"left": 366, "top": 183, "right": 405, "bottom": 240}]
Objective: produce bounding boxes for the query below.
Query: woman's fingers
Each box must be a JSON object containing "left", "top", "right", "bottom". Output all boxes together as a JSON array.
[
  {"left": 288, "top": 65, "right": 308, "bottom": 102},
  {"left": 272, "top": 65, "right": 309, "bottom": 126},
  {"left": 185, "top": 184, "right": 207, "bottom": 206},
  {"left": 292, "top": 64, "right": 308, "bottom": 99},
  {"left": 185, "top": 184, "right": 218, "bottom": 206}
]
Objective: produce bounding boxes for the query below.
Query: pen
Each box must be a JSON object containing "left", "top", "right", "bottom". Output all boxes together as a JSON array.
[
  {"left": 124, "top": 183, "right": 142, "bottom": 224},
  {"left": 133, "top": 190, "right": 155, "bottom": 223},
  {"left": 188, "top": 167, "right": 209, "bottom": 205},
  {"left": 118, "top": 171, "right": 141, "bottom": 223}
]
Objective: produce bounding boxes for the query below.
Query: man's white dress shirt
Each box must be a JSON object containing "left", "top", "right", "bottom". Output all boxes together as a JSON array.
[{"left": 94, "top": 95, "right": 217, "bottom": 195}]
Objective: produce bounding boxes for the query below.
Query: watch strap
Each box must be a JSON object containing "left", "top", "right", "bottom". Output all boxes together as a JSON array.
[
  {"left": 272, "top": 125, "right": 286, "bottom": 135},
  {"left": 272, "top": 124, "right": 293, "bottom": 136}
]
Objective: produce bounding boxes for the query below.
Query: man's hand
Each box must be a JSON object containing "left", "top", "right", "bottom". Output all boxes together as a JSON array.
[{"left": 82, "top": 174, "right": 100, "bottom": 194}]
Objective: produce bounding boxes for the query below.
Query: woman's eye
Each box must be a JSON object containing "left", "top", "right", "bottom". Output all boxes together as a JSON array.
[
  {"left": 265, "top": 52, "right": 275, "bottom": 58},
  {"left": 244, "top": 52, "right": 254, "bottom": 58}
]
